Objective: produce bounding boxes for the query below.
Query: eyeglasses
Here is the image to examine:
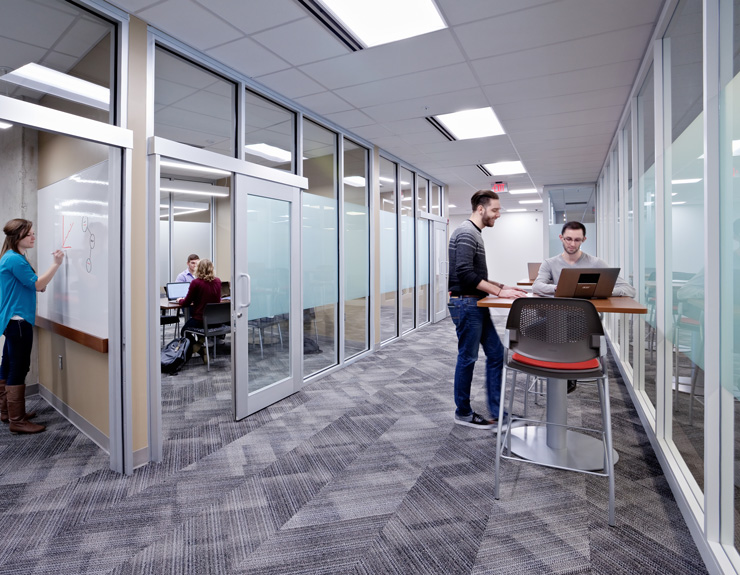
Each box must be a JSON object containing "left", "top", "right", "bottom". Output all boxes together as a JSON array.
[{"left": 562, "top": 236, "right": 584, "bottom": 244}]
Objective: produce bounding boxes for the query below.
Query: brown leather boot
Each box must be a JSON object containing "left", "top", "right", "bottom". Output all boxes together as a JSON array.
[
  {"left": 7, "top": 385, "right": 44, "bottom": 434},
  {"left": 0, "top": 380, "right": 35, "bottom": 424},
  {"left": 0, "top": 380, "right": 7, "bottom": 424}
]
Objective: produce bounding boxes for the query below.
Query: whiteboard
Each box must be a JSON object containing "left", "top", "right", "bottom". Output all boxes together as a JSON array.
[{"left": 36, "top": 160, "right": 109, "bottom": 339}]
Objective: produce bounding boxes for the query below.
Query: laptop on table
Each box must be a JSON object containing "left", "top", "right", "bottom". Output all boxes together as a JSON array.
[
  {"left": 554, "top": 268, "right": 620, "bottom": 299},
  {"left": 527, "top": 262, "right": 541, "bottom": 281},
  {"left": 165, "top": 282, "right": 190, "bottom": 301}
]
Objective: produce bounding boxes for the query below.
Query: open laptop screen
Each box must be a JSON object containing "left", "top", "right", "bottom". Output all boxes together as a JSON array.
[
  {"left": 527, "top": 262, "right": 541, "bottom": 281},
  {"left": 165, "top": 282, "right": 191, "bottom": 301},
  {"left": 554, "top": 267, "right": 620, "bottom": 299}
]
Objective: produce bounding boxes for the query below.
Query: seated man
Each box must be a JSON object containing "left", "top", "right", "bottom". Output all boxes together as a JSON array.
[
  {"left": 533, "top": 221, "right": 636, "bottom": 298},
  {"left": 175, "top": 253, "right": 199, "bottom": 283}
]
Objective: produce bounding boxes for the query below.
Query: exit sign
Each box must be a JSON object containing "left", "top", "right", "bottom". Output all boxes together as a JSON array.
[{"left": 492, "top": 182, "right": 508, "bottom": 193}]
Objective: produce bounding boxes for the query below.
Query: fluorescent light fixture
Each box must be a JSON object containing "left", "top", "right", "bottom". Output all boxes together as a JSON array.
[
  {"left": 160, "top": 160, "right": 230, "bottom": 178},
  {"left": 733, "top": 140, "right": 740, "bottom": 156},
  {"left": 317, "top": 0, "right": 446, "bottom": 48},
  {"left": 245, "top": 143, "right": 292, "bottom": 163},
  {"left": 506, "top": 208, "right": 526, "bottom": 212},
  {"left": 160, "top": 179, "right": 229, "bottom": 197},
  {"left": 509, "top": 188, "right": 538, "bottom": 195},
  {"left": 483, "top": 161, "right": 526, "bottom": 176},
  {"left": 343, "top": 176, "right": 366, "bottom": 187},
  {"left": 448, "top": 204, "right": 457, "bottom": 208},
  {"left": 672, "top": 201, "right": 686, "bottom": 205},
  {"left": 519, "top": 199, "right": 542, "bottom": 204},
  {"left": 0, "top": 121, "right": 12, "bottom": 130},
  {"left": 671, "top": 178, "right": 701, "bottom": 185},
  {"left": 435, "top": 107, "right": 504, "bottom": 140},
  {"left": 379, "top": 176, "right": 395, "bottom": 183},
  {"left": 0, "top": 63, "right": 109, "bottom": 110},
  {"left": 346, "top": 211, "right": 365, "bottom": 216}
]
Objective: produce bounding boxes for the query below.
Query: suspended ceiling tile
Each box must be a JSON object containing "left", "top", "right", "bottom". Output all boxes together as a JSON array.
[
  {"left": 105, "top": 0, "right": 161, "bottom": 12},
  {"left": 194, "top": 0, "right": 307, "bottom": 35},
  {"left": 254, "top": 68, "right": 325, "bottom": 99},
  {"left": 471, "top": 25, "right": 653, "bottom": 84},
  {"left": 436, "top": 0, "right": 555, "bottom": 26},
  {"left": 206, "top": 37, "right": 290, "bottom": 78},
  {"left": 502, "top": 106, "right": 623, "bottom": 132},
  {"left": 137, "top": 0, "right": 243, "bottom": 50},
  {"left": 251, "top": 18, "right": 348, "bottom": 66},
  {"left": 322, "top": 109, "right": 375, "bottom": 129},
  {"left": 2, "top": 0, "right": 77, "bottom": 48},
  {"left": 335, "top": 63, "right": 477, "bottom": 110},
  {"left": 360, "top": 87, "right": 486, "bottom": 124},
  {"left": 299, "top": 29, "right": 464, "bottom": 90},
  {"left": 455, "top": 0, "right": 662, "bottom": 61},
  {"left": 351, "top": 123, "right": 395, "bottom": 140},
  {"left": 482, "top": 61, "right": 638, "bottom": 106},
  {"left": 0, "top": 38, "right": 49, "bottom": 70},
  {"left": 494, "top": 87, "right": 631, "bottom": 120},
  {"left": 295, "top": 91, "right": 354, "bottom": 115}
]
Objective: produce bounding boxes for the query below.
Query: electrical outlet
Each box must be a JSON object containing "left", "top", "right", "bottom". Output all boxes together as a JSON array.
[{"left": 58, "top": 355, "right": 63, "bottom": 370}]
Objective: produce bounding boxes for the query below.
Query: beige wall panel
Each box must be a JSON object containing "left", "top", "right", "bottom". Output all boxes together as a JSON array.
[
  {"left": 127, "top": 16, "right": 150, "bottom": 452},
  {"left": 37, "top": 330, "right": 108, "bottom": 434}
]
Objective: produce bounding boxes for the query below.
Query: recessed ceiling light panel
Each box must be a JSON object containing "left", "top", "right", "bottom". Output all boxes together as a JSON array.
[
  {"left": 435, "top": 107, "right": 504, "bottom": 140},
  {"left": 483, "top": 161, "right": 526, "bottom": 176},
  {"left": 316, "top": 0, "right": 446, "bottom": 47}
]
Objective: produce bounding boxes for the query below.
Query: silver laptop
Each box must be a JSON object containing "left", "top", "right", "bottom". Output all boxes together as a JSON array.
[
  {"left": 554, "top": 268, "right": 620, "bottom": 299},
  {"left": 527, "top": 262, "right": 541, "bottom": 281},
  {"left": 165, "top": 282, "right": 190, "bottom": 301}
]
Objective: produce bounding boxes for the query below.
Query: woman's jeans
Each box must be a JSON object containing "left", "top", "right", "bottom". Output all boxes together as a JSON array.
[
  {"left": 0, "top": 319, "right": 34, "bottom": 386},
  {"left": 448, "top": 297, "right": 503, "bottom": 419}
]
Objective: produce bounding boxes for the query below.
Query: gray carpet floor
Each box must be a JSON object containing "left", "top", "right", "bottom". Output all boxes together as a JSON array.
[{"left": 0, "top": 315, "right": 708, "bottom": 574}]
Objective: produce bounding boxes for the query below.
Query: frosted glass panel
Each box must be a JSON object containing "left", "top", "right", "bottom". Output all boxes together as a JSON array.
[
  {"left": 303, "top": 119, "right": 338, "bottom": 374},
  {"left": 401, "top": 168, "right": 414, "bottom": 334},
  {"left": 344, "top": 139, "right": 369, "bottom": 358},
  {"left": 247, "top": 194, "right": 290, "bottom": 392},
  {"left": 380, "top": 157, "right": 398, "bottom": 342}
]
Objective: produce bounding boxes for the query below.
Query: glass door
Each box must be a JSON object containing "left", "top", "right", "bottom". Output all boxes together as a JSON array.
[
  {"left": 233, "top": 174, "right": 301, "bottom": 418},
  {"left": 433, "top": 220, "right": 448, "bottom": 322}
]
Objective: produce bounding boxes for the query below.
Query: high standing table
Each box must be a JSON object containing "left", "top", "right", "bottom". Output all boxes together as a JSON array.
[{"left": 478, "top": 295, "right": 647, "bottom": 470}]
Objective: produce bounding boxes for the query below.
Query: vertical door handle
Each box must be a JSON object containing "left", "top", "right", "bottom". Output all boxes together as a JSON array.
[{"left": 236, "top": 272, "right": 251, "bottom": 318}]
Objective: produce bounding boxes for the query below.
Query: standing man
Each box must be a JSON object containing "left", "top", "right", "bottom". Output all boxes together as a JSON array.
[
  {"left": 532, "top": 221, "right": 635, "bottom": 298},
  {"left": 448, "top": 190, "right": 527, "bottom": 429},
  {"left": 176, "top": 253, "right": 199, "bottom": 283}
]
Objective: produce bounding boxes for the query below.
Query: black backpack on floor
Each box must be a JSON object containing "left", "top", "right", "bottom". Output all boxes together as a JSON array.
[{"left": 161, "top": 337, "right": 191, "bottom": 374}]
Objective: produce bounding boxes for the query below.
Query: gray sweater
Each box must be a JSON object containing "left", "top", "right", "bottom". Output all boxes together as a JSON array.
[
  {"left": 532, "top": 252, "right": 636, "bottom": 297},
  {"left": 448, "top": 220, "right": 488, "bottom": 297}
]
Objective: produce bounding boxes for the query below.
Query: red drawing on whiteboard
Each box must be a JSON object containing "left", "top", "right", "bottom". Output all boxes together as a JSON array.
[{"left": 62, "top": 216, "right": 73, "bottom": 248}]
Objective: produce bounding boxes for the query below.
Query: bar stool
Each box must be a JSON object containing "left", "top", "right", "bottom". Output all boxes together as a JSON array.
[{"left": 494, "top": 297, "right": 616, "bottom": 526}]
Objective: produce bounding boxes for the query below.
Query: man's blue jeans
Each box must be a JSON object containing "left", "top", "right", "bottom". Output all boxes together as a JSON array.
[{"left": 448, "top": 297, "right": 504, "bottom": 419}]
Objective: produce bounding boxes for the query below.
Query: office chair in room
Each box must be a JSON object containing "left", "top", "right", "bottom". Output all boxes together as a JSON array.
[
  {"left": 182, "top": 302, "right": 232, "bottom": 371},
  {"left": 672, "top": 301, "right": 704, "bottom": 424},
  {"left": 494, "top": 297, "right": 616, "bottom": 526},
  {"left": 248, "top": 315, "right": 283, "bottom": 359}
]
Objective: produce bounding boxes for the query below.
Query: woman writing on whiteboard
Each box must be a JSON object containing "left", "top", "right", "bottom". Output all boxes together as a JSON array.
[
  {"left": 0, "top": 219, "right": 64, "bottom": 434},
  {"left": 178, "top": 258, "right": 222, "bottom": 363}
]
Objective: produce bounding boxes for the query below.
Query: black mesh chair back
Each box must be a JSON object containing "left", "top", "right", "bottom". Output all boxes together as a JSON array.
[
  {"left": 506, "top": 297, "right": 603, "bottom": 367},
  {"left": 183, "top": 302, "right": 231, "bottom": 370}
]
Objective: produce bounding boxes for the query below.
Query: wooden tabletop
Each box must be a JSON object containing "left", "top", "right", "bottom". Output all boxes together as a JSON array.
[
  {"left": 478, "top": 295, "right": 648, "bottom": 314},
  {"left": 516, "top": 278, "right": 534, "bottom": 286}
]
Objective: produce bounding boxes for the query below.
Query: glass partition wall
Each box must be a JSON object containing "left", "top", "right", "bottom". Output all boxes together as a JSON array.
[
  {"left": 380, "top": 157, "right": 398, "bottom": 343},
  {"left": 598, "top": 0, "right": 740, "bottom": 568},
  {"left": 302, "top": 120, "right": 339, "bottom": 376},
  {"left": 400, "top": 167, "right": 415, "bottom": 334},
  {"left": 343, "top": 139, "right": 370, "bottom": 359},
  {"left": 662, "top": 0, "right": 705, "bottom": 489}
]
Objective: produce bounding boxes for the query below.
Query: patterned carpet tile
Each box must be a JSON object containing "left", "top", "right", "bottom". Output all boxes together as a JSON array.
[{"left": 0, "top": 316, "right": 711, "bottom": 575}]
